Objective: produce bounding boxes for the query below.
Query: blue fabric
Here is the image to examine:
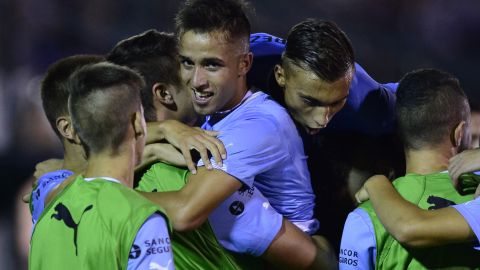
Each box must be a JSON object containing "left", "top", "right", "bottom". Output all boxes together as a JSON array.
[
  {"left": 30, "top": 169, "right": 73, "bottom": 225},
  {"left": 209, "top": 185, "right": 283, "bottom": 256},
  {"left": 452, "top": 197, "right": 480, "bottom": 249},
  {"left": 249, "top": 32, "right": 398, "bottom": 136},
  {"left": 339, "top": 208, "right": 377, "bottom": 269},
  {"left": 198, "top": 91, "right": 317, "bottom": 230},
  {"left": 127, "top": 214, "right": 175, "bottom": 270}
]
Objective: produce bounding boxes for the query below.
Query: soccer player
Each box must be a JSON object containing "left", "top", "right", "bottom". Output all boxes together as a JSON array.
[
  {"left": 134, "top": 0, "right": 334, "bottom": 268},
  {"left": 249, "top": 19, "right": 402, "bottom": 249},
  {"left": 29, "top": 62, "right": 174, "bottom": 269},
  {"left": 345, "top": 69, "right": 480, "bottom": 269},
  {"left": 29, "top": 55, "right": 103, "bottom": 227},
  {"left": 107, "top": 29, "right": 246, "bottom": 269},
  {"left": 108, "top": 28, "right": 334, "bottom": 269},
  {"left": 249, "top": 20, "right": 398, "bottom": 136}
]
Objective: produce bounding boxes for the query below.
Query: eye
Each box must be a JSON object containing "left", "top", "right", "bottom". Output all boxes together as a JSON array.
[
  {"left": 301, "top": 97, "right": 315, "bottom": 106},
  {"left": 204, "top": 61, "right": 221, "bottom": 71},
  {"left": 180, "top": 58, "right": 194, "bottom": 69}
]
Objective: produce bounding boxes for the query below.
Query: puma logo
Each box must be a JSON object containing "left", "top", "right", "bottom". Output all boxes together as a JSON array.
[
  {"left": 51, "top": 203, "right": 93, "bottom": 256},
  {"left": 427, "top": 195, "right": 456, "bottom": 210}
]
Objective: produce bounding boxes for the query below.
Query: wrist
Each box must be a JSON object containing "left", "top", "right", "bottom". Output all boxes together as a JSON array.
[{"left": 365, "top": 175, "right": 390, "bottom": 193}]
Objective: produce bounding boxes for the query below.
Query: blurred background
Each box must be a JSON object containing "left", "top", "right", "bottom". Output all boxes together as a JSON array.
[{"left": 1, "top": 0, "right": 479, "bottom": 268}]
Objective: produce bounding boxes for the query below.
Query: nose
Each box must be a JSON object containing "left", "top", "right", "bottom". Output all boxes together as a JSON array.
[
  {"left": 314, "top": 106, "right": 330, "bottom": 127},
  {"left": 192, "top": 67, "right": 207, "bottom": 89}
]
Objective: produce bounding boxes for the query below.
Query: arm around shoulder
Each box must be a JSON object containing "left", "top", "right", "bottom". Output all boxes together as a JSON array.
[{"left": 140, "top": 167, "right": 242, "bottom": 232}]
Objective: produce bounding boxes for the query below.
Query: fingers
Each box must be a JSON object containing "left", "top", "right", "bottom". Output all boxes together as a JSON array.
[
  {"left": 179, "top": 145, "right": 197, "bottom": 174},
  {"left": 22, "top": 193, "right": 31, "bottom": 204},
  {"left": 197, "top": 128, "right": 227, "bottom": 160},
  {"left": 354, "top": 187, "right": 369, "bottom": 204}
]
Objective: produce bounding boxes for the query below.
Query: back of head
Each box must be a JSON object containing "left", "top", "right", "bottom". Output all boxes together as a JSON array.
[
  {"left": 284, "top": 19, "right": 355, "bottom": 82},
  {"left": 175, "top": 0, "right": 252, "bottom": 48},
  {"left": 68, "top": 62, "right": 145, "bottom": 156},
  {"left": 396, "top": 69, "right": 470, "bottom": 150},
  {"left": 41, "top": 55, "right": 104, "bottom": 139},
  {"left": 106, "top": 30, "right": 180, "bottom": 122}
]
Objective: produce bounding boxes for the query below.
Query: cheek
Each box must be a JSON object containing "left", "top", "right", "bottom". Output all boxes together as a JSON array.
[{"left": 180, "top": 68, "right": 191, "bottom": 82}]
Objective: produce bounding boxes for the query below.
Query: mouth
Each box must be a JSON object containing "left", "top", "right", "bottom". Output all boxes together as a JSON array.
[
  {"left": 192, "top": 89, "right": 214, "bottom": 105},
  {"left": 305, "top": 126, "right": 323, "bottom": 135}
]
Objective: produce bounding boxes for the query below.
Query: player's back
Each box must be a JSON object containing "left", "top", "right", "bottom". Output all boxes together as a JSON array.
[{"left": 30, "top": 176, "right": 160, "bottom": 270}]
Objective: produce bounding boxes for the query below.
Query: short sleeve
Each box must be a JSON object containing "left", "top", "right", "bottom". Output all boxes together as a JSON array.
[
  {"left": 127, "top": 214, "right": 175, "bottom": 270},
  {"left": 452, "top": 197, "right": 480, "bottom": 246},
  {"left": 339, "top": 208, "right": 377, "bottom": 269}
]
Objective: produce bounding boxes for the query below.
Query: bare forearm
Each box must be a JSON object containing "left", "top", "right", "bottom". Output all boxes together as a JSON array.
[
  {"left": 139, "top": 168, "right": 241, "bottom": 232},
  {"left": 139, "top": 190, "right": 205, "bottom": 232},
  {"left": 365, "top": 175, "right": 474, "bottom": 247}
]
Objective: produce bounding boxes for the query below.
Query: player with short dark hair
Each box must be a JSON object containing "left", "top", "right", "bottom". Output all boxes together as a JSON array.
[
  {"left": 137, "top": 0, "right": 336, "bottom": 269},
  {"left": 345, "top": 69, "right": 480, "bottom": 269},
  {"left": 30, "top": 62, "right": 174, "bottom": 269}
]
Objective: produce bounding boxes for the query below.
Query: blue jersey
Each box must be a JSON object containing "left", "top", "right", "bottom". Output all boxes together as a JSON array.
[
  {"left": 453, "top": 197, "right": 480, "bottom": 249},
  {"left": 209, "top": 183, "right": 283, "bottom": 256},
  {"left": 30, "top": 169, "right": 74, "bottom": 226},
  {"left": 199, "top": 91, "right": 318, "bottom": 233},
  {"left": 249, "top": 32, "right": 398, "bottom": 136}
]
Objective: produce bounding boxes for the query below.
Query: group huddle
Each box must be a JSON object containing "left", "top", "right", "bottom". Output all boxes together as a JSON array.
[{"left": 27, "top": 0, "right": 480, "bottom": 269}]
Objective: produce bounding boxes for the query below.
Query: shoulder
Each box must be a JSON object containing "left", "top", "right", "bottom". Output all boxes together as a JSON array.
[
  {"left": 95, "top": 181, "right": 160, "bottom": 220},
  {"left": 137, "top": 163, "right": 188, "bottom": 193}
]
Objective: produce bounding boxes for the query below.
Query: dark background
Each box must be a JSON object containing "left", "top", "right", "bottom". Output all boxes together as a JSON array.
[{"left": 1, "top": 0, "right": 479, "bottom": 268}]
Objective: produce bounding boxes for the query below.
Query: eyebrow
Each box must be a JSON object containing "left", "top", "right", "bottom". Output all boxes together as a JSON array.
[
  {"left": 299, "top": 93, "right": 349, "bottom": 106},
  {"left": 178, "top": 55, "right": 225, "bottom": 66},
  {"left": 201, "top": 57, "right": 225, "bottom": 66}
]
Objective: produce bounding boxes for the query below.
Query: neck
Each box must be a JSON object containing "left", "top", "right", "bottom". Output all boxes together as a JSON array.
[
  {"left": 222, "top": 82, "right": 249, "bottom": 111},
  {"left": 62, "top": 142, "right": 87, "bottom": 174},
  {"left": 83, "top": 144, "right": 136, "bottom": 188},
  {"left": 405, "top": 143, "right": 456, "bottom": 174}
]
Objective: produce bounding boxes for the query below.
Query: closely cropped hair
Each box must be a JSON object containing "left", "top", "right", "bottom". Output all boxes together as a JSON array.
[
  {"left": 41, "top": 55, "right": 104, "bottom": 139},
  {"left": 284, "top": 19, "right": 354, "bottom": 82},
  {"left": 107, "top": 30, "right": 180, "bottom": 122},
  {"left": 68, "top": 62, "right": 145, "bottom": 156},
  {"left": 396, "top": 69, "right": 470, "bottom": 150},
  {"left": 175, "top": 0, "right": 252, "bottom": 44}
]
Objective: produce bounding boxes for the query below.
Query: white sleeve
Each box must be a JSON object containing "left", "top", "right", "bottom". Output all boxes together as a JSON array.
[
  {"left": 127, "top": 214, "right": 175, "bottom": 270},
  {"left": 339, "top": 208, "right": 376, "bottom": 269},
  {"left": 452, "top": 197, "right": 480, "bottom": 249}
]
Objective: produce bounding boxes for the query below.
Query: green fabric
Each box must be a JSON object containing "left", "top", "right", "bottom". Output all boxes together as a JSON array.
[
  {"left": 29, "top": 175, "right": 162, "bottom": 270},
  {"left": 137, "top": 163, "right": 243, "bottom": 270},
  {"left": 360, "top": 172, "right": 480, "bottom": 269}
]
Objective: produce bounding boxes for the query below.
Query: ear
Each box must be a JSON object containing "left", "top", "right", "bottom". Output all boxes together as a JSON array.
[
  {"left": 132, "top": 111, "right": 146, "bottom": 139},
  {"left": 238, "top": 52, "right": 253, "bottom": 76},
  {"left": 153, "top": 83, "right": 174, "bottom": 105},
  {"left": 56, "top": 116, "right": 79, "bottom": 143},
  {"left": 451, "top": 121, "right": 466, "bottom": 148},
  {"left": 274, "top": 64, "right": 286, "bottom": 88}
]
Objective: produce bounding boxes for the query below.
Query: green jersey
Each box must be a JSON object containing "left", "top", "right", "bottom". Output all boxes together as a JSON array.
[
  {"left": 30, "top": 175, "right": 166, "bottom": 270},
  {"left": 361, "top": 172, "right": 480, "bottom": 269},
  {"left": 138, "top": 163, "right": 242, "bottom": 270}
]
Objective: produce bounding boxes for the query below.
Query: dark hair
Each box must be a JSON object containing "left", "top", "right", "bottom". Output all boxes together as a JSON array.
[
  {"left": 107, "top": 30, "right": 180, "bottom": 122},
  {"left": 41, "top": 55, "right": 104, "bottom": 139},
  {"left": 396, "top": 69, "right": 469, "bottom": 150},
  {"left": 175, "top": 0, "right": 251, "bottom": 44},
  {"left": 283, "top": 19, "right": 354, "bottom": 82},
  {"left": 68, "top": 62, "right": 145, "bottom": 156}
]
